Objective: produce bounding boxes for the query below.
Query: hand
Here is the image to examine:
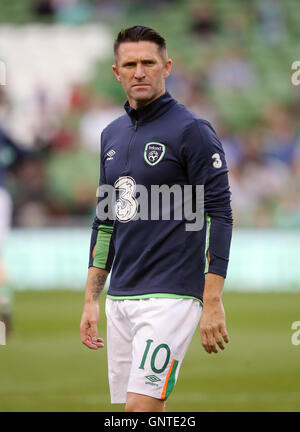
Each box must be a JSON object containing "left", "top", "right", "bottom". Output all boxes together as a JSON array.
[
  {"left": 80, "top": 302, "right": 104, "bottom": 350},
  {"left": 200, "top": 298, "right": 229, "bottom": 354}
]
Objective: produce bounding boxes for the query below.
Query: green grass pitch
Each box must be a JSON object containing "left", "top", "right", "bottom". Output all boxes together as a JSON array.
[{"left": 0, "top": 290, "right": 300, "bottom": 412}]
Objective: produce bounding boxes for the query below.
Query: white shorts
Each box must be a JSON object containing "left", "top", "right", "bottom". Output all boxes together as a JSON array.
[
  {"left": 0, "top": 187, "right": 12, "bottom": 249},
  {"left": 105, "top": 296, "right": 202, "bottom": 404}
]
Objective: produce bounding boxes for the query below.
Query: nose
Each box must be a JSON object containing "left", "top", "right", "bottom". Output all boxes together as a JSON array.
[{"left": 134, "top": 63, "right": 146, "bottom": 80}]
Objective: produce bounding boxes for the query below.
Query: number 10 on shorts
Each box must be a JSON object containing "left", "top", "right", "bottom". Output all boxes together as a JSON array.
[{"left": 139, "top": 339, "right": 171, "bottom": 374}]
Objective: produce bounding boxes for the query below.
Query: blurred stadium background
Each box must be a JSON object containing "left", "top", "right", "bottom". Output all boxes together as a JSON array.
[{"left": 0, "top": 0, "right": 300, "bottom": 412}]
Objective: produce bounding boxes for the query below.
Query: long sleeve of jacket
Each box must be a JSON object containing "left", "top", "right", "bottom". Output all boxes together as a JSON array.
[
  {"left": 88, "top": 132, "right": 115, "bottom": 271},
  {"left": 181, "top": 118, "right": 233, "bottom": 278}
]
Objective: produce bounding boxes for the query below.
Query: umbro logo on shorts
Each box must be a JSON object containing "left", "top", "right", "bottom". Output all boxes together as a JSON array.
[{"left": 145, "top": 375, "right": 161, "bottom": 383}]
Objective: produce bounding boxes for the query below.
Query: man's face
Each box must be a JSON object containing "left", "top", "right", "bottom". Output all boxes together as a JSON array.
[{"left": 112, "top": 41, "right": 172, "bottom": 108}]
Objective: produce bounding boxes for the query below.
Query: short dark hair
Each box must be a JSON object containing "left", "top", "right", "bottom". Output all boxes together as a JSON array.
[{"left": 114, "top": 25, "right": 167, "bottom": 61}]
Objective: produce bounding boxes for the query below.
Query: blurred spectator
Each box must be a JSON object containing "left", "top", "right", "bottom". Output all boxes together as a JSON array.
[
  {"left": 0, "top": 93, "right": 33, "bottom": 335},
  {"left": 190, "top": 2, "right": 219, "bottom": 39},
  {"left": 256, "top": 0, "right": 287, "bottom": 45},
  {"left": 187, "top": 92, "right": 218, "bottom": 125},
  {"left": 79, "top": 98, "right": 123, "bottom": 153},
  {"left": 50, "top": 127, "right": 75, "bottom": 151},
  {"left": 12, "top": 154, "right": 50, "bottom": 227},
  {"left": 218, "top": 123, "right": 244, "bottom": 171},
  {"left": 208, "top": 45, "right": 257, "bottom": 92},
  {"left": 33, "top": 0, "right": 56, "bottom": 18},
  {"left": 31, "top": 88, "right": 60, "bottom": 150},
  {"left": 222, "top": 7, "right": 252, "bottom": 43},
  {"left": 93, "top": 0, "right": 127, "bottom": 22},
  {"left": 262, "top": 104, "right": 298, "bottom": 166},
  {"left": 54, "top": 0, "right": 91, "bottom": 24},
  {"left": 166, "top": 64, "right": 195, "bottom": 105},
  {"left": 69, "top": 83, "right": 92, "bottom": 113}
]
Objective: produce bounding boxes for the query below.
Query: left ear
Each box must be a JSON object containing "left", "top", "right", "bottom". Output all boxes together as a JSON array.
[{"left": 163, "top": 59, "right": 172, "bottom": 79}]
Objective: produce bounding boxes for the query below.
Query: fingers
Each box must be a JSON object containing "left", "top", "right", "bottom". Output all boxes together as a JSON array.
[
  {"left": 220, "top": 324, "right": 229, "bottom": 344},
  {"left": 89, "top": 320, "right": 105, "bottom": 348},
  {"left": 83, "top": 336, "right": 104, "bottom": 350},
  {"left": 82, "top": 337, "right": 104, "bottom": 350},
  {"left": 89, "top": 319, "right": 99, "bottom": 343},
  {"left": 200, "top": 327, "right": 217, "bottom": 354},
  {"left": 213, "top": 326, "right": 224, "bottom": 351},
  {"left": 207, "top": 327, "right": 218, "bottom": 354},
  {"left": 80, "top": 320, "right": 104, "bottom": 350},
  {"left": 200, "top": 324, "right": 229, "bottom": 354}
]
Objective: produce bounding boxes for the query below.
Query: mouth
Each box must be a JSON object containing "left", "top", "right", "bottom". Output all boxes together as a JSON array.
[{"left": 132, "top": 84, "right": 150, "bottom": 88}]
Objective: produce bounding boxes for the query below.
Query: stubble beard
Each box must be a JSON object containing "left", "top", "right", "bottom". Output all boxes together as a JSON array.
[{"left": 129, "top": 85, "right": 163, "bottom": 108}]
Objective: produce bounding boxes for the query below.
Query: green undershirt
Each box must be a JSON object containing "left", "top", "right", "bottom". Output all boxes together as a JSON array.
[{"left": 107, "top": 292, "right": 203, "bottom": 306}]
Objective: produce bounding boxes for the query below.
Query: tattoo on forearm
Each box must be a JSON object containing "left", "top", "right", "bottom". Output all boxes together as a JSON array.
[{"left": 90, "top": 274, "right": 106, "bottom": 301}]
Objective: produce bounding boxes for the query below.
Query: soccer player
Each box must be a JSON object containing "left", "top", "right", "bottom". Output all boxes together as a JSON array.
[
  {"left": 0, "top": 126, "right": 27, "bottom": 335},
  {"left": 80, "top": 26, "right": 233, "bottom": 412}
]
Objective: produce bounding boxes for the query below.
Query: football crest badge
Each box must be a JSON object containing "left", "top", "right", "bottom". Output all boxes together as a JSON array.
[{"left": 144, "top": 142, "right": 166, "bottom": 166}]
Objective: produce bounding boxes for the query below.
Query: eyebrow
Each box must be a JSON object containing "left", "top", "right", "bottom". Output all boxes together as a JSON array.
[{"left": 121, "top": 59, "right": 156, "bottom": 67}]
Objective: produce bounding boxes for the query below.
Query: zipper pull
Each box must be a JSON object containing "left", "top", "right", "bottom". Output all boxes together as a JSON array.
[{"left": 134, "top": 120, "right": 138, "bottom": 131}]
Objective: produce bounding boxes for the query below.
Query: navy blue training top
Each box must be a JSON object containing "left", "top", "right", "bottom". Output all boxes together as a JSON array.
[
  {"left": 0, "top": 127, "right": 27, "bottom": 188},
  {"left": 89, "top": 91, "right": 233, "bottom": 303}
]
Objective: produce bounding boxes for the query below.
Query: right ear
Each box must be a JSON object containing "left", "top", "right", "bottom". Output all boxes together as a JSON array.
[
  {"left": 163, "top": 59, "right": 172, "bottom": 79},
  {"left": 112, "top": 65, "right": 121, "bottom": 82}
]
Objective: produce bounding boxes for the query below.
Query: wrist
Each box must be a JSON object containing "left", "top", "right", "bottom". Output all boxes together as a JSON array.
[
  {"left": 203, "top": 294, "right": 222, "bottom": 305},
  {"left": 203, "top": 273, "right": 224, "bottom": 304},
  {"left": 84, "top": 297, "right": 100, "bottom": 306}
]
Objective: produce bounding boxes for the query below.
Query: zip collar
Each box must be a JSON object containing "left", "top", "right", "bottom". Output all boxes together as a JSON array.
[{"left": 124, "top": 91, "right": 176, "bottom": 126}]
